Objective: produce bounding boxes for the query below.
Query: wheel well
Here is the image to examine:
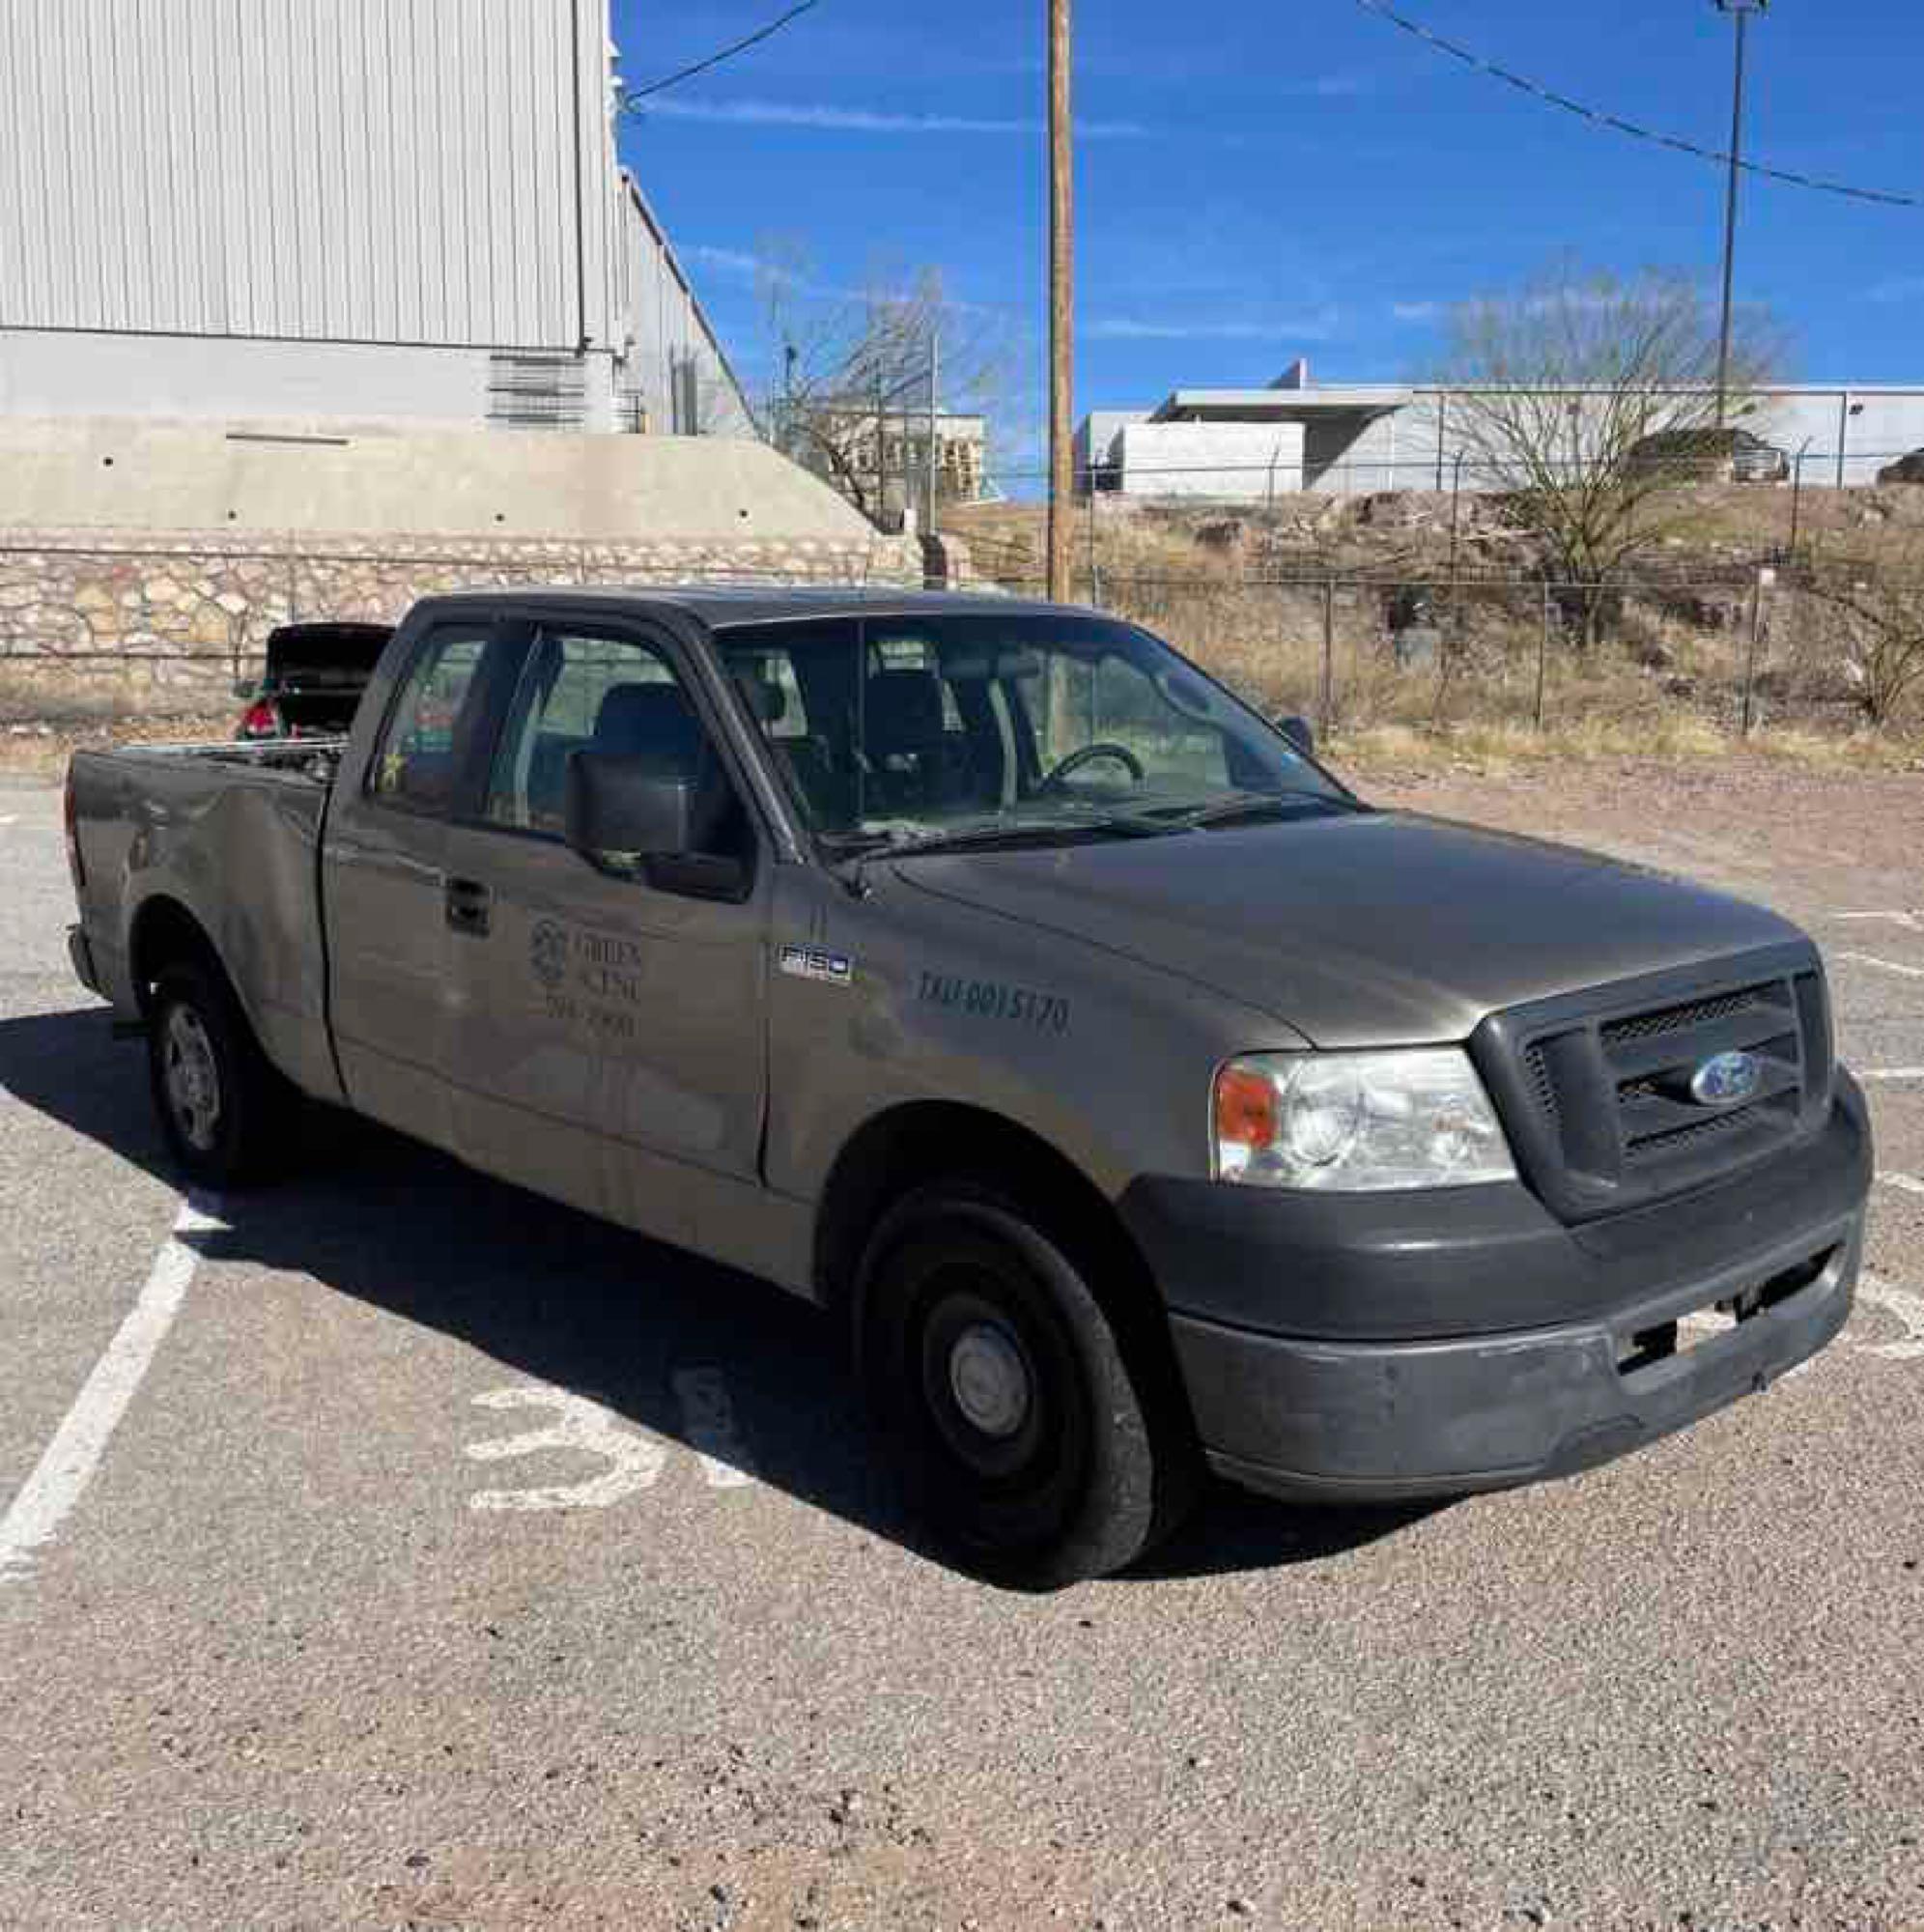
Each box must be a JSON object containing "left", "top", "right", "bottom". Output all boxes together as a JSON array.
[
  {"left": 814, "top": 1101, "right": 1180, "bottom": 1374},
  {"left": 127, "top": 896, "right": 222, "bottom": 1015}
]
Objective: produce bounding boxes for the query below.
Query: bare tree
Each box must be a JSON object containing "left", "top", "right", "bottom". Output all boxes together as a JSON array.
[
  {"left": 1801, "top": 559, "right": 1924, "bottom": 726},
  {"left": 756, "top": 246, "right": 1016, "bottom": 526},
  {"left": 1429, "top": 265, "right": 1786, "bottom": 645}
]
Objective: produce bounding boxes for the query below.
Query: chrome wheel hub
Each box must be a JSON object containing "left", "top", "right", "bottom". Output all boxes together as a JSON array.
[
  {"left": 162, "top": 1006, "right": 221, "bottom": 1151},
  {"left": 948, "top": 1321, "right": 1033, "bottom": 1440}
]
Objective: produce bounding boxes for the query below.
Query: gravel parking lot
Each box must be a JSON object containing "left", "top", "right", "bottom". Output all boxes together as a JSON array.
[{"left": 2, "top": 756, "right": 1921, "bottom": 1932}]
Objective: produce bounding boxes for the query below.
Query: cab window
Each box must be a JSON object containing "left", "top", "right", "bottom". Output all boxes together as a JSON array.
[
  {"left": 369, "top": 628, "right": 492, "bottom": 811},
  {"left": 483, "top": 626, "right": 750, "bottom": 863}
]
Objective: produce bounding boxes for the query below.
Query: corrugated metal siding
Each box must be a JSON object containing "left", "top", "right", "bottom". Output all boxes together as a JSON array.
[
  {"left": 614, "top": 178, "right": 754, "bottom": 437},
  {"left": 0, "top": 0, "right": 604, "bottom": 349}
]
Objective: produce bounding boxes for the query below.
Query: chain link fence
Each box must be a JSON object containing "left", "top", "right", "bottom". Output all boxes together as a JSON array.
[
  {"left": 974, "top": 561, "right": 1894, "bottom": 745},
  {"left": 956, "top": 469, "right": 1924, "bottom": 742}
]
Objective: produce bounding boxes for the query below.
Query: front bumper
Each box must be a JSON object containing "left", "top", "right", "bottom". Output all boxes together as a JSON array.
[{"left": 1123, "top": 1074, "right": 1872, "bottom": 1501}]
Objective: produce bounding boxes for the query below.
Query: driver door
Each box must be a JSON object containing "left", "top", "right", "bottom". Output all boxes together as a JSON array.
[{"left": 437, "top": 619, "right": 770, "bottom": 1248}]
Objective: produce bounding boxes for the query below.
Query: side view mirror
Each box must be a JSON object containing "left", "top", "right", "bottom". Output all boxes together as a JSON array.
[
  {"left": 1276, "top": 714, "right": 1316, "bottom": 756},
  {"left": 564, "top": 751, "right": 748, "bottom": 899},
  {"left": 565, "top": 751, "right": 694, "bottom": 860}
]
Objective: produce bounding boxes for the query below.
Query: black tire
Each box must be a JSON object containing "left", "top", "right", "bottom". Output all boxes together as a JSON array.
[
  {"left": 858, "top": 1179, "right": 1201, "bottom": 1588},
  {"left": 146, "top": 958, "right": 293, "bottom": 1190}
]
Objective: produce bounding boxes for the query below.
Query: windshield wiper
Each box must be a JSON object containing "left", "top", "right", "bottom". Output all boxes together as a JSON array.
[
  {"left": 1146, "top": 788, "right": 1360, "bottom": 830},
  {"left": 827, "top": 814, "right": 1167, "bottom": 895},
  {"left": 879, "top": 816, "right": 1169, "bottom": 859}
]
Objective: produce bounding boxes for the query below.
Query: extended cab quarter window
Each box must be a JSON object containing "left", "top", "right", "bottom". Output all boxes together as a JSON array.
[
  {"left": 484, "top": 627, "right": 750, "bottom": 863},
  {"left": 370, "top": 628, "right": 492, "bottom": 811}
]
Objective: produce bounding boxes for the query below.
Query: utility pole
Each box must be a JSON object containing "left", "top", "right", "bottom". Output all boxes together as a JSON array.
[
  {"left": 1713, "top": 0, "right": 1767, "bottom": 428},
  {"left": 1045, "top": 0, "right": 1074, "bottom": 602}
]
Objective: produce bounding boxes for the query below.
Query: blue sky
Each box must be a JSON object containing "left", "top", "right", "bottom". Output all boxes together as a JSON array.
[{"left": 611, "top": 0, "right": 1921, "bottom": 473}]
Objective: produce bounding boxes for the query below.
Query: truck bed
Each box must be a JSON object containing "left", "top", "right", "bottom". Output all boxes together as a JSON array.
[
  {"left": 68, "top": 737, "right": 347, "bottom": 1103},
  {"left": 95, "top": 736, "right": 348, "bottom": 779}
]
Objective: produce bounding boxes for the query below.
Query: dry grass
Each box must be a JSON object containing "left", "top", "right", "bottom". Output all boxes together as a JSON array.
[
  {"left": 947, "top": 490, "right": 1924, "bottom": 763},
  {"left": 1331, "top": 714, "right": 1921, "bottom": 781}
]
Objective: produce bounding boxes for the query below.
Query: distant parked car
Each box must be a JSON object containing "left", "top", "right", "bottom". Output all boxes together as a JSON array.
[
  {"left": 1628, "top": 427, "right": 1790, "bottom": 485},
  {"left": 1877, "top": 450, "right": 1924, "bottom": 486},
  {"left": 236, "top": 622, "right": 394, "bottom": 740}
]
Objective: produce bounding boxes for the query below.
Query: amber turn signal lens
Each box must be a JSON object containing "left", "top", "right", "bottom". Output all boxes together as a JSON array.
[{"left": 1214, "top": 1064, "right": 1278, "bottom": 1151}]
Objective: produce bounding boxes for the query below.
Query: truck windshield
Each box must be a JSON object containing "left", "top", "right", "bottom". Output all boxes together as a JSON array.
[{"left": 714, "top": 611, "right": 1348, "bottom": 853}]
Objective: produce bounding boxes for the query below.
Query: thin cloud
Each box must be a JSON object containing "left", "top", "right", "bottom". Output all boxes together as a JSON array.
[
  {"left": 1392, "top": 289, "right": 1666, "bottom": 324},
  {"left": 640, "top": 96, "right": 1147, "bottom": 138},
  {"left": 683, "top": 244, "right": 1010, "bottom": 320},
  {"left": 684, "top": 245, "right": 770, "bottom": 280},
  {"left": 1086, "top": 315, "right": 1341, "bottom": 343}
]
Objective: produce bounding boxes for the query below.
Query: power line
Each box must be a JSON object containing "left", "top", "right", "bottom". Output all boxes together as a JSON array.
[
  {"left": 1351, "top": 0, "right": 1920, "bottom": 210},
  {"left": 622, "top": 0, "right": 822, "bottom": 106}
]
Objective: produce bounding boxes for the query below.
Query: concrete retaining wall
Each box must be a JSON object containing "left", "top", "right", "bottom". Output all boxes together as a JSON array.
[{"left": 0, "top": 417, "right": 878, "bottom": 543}]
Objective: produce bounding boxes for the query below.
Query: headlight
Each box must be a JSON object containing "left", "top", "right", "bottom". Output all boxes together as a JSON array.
[{"left": 1213, "top": 1049, "right": 1516, "bottom": 1191}]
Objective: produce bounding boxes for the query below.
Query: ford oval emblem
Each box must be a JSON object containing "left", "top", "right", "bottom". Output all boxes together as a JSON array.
[{"left": 1690, "top": 1050, "right": 1762, "bottom": 1107}]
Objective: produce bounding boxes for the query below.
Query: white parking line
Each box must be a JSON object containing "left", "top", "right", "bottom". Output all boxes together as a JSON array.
[
  {"left": 1838, "top": 952, "right": 1924, "bottom": 982},
  {"left": 1861, "top": 1069, "right": 1924, "bottom": 1083},
  {"left": 1857, "top": 1273, "right": 1924, "bottom": 1362},
  {"left": 1878, "top": 1172, "right": 1924, "bottom": 1199},
  {"left": 1836, "top": 912, "right": 1924, "bottom": 932},
  {"left": 0, "top": 1196, "right": 221, "bottom": 1583}
]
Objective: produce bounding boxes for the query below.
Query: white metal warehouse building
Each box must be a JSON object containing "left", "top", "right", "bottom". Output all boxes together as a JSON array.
[{"left": 0, "top": 0, "right": 753, "bottom": 438}]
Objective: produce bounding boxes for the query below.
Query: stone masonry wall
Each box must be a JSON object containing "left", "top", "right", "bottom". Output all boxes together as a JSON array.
[{"left": 0, "top": 526, "right": 926, "bottom": 721}]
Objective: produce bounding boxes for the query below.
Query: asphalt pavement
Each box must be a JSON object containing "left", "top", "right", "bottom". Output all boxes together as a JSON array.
[{"left": 1, "top": 765, "right": 1921, "bottom": 1931}]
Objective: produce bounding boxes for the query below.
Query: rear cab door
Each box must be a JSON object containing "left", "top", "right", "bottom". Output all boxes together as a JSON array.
[{"left": 322, "top": 612, "right": 522, "bottom": 1149}]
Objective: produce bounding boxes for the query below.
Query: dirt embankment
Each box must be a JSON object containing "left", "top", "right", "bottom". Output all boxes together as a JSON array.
[{"left": 944, "top": 484, "right": 1924, "bottom": 756}]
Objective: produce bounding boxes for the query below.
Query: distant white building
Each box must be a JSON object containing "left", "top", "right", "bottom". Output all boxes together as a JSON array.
[
  {"left": 786, "top": 403, "right": 990, "bottom": 521},
  {"left": 1078, "top": 357, "right": 1924, "bottom": 499},
  {"left": 0, "top": 0, "right": 752, "bottom": 439}
]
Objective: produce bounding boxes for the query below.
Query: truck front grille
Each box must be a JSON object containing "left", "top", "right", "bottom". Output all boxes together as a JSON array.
[
  {"left": 1472, "top": 951, "right": 1834, "bottom": 1223},
  {"left": 1600, "top": 985, "right": 1768, "bottom": 1048}
]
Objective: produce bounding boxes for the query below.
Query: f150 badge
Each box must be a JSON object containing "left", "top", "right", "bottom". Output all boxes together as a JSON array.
[{"left": 779, "top": 944, "right": 853, "bottom": 987}]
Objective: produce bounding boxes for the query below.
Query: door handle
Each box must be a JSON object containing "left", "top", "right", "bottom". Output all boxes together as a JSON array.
[{"left": 444, "top": 876, "right": 493, "bottom": 936}]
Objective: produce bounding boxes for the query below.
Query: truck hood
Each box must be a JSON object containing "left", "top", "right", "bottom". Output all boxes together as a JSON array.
[{"left": 891, "top": 811, "right": 1807, "bottom": 1047}]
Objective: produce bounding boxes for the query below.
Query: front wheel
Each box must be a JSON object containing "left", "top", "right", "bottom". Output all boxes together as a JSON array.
[
  {"left": 147, "top": 960, "right": 292, "bottom": 1189},
  {"left": 859, "top": 1182, "right": 1199, "bottom": 1587}
]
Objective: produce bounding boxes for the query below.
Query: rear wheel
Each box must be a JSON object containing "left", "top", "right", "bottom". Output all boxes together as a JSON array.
[
  {"left": 146, "top": 960, "right": 292, "bottom": 1189},
  {"left": 859, "top": 1181, "right": 1200, "bottom": 1588}
]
